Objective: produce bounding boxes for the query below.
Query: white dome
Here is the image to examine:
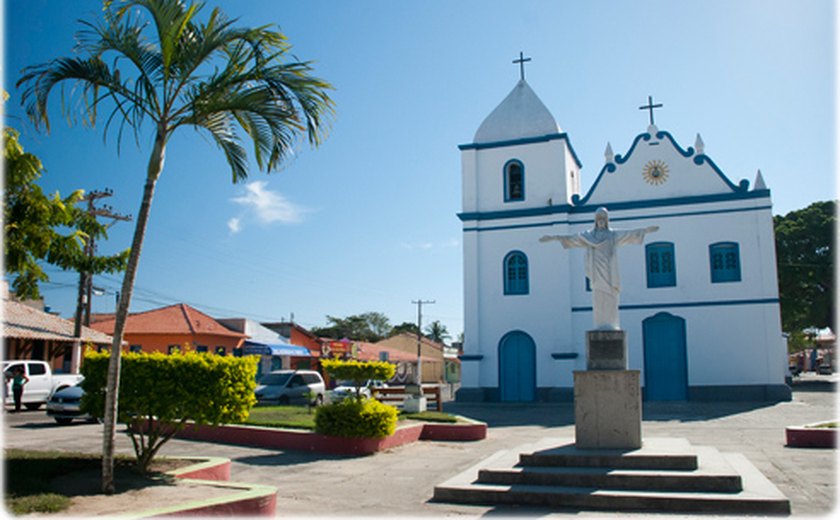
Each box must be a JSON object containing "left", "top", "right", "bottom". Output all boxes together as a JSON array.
[{"left": 473, "top": 80, "right": 561, "bottom": 143}]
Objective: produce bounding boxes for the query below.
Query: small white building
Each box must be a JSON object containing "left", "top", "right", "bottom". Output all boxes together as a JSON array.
[{"left": 457, "top": 79, "right": 790, "bottom": 402}]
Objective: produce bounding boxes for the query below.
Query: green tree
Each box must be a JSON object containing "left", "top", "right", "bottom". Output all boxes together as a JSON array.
[
  {"left": 774, "top": 201, "right": 835, "bottom": 337},
  {"left": 391, "top": 321, "right": 420, "bottom": 336},
  {"left": 424, "top": 320, "right": 450, "bottom": 345},
  {"left": 313, "top": 312, "right": 393, "bottom": 342},
  {"left": 3, "top": 126, "right": 128, "bottom": 299},
  {"left": 18, "top": 0, "right": 333, "bottom": 493}
]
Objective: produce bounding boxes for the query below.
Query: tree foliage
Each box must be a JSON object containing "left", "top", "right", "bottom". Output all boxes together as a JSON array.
[
  {"left": 320, "top": 359, "right": 395, "bottom": 398},
  {"left": 424, "top": 320, "right": 450, "bottom": 345},
  {"left": 81, "top": 349, "right": 258, "bottom": 472},
  {"left": 774, "top": 200, "right": 836, "bottom": 334},
  {"left": 2, "top": 126, "right": 128, "bottom": 299},
  {"left": 312, "top": 312, "right": 393, "bottom": 342}
]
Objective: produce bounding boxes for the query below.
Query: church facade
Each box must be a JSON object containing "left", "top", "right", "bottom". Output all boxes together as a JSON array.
[{"left": 457, "top": 79, "right": 790, "bottom": 402}]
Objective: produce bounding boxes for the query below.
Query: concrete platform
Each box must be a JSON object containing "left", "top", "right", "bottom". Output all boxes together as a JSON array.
[{"left": 433, "top": 437, "right": 790, "bottom": 515}]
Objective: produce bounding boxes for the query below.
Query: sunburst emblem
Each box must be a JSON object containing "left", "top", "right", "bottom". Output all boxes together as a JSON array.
[{"left": 642, "top": 159, "right": 669, "bottom": 185}]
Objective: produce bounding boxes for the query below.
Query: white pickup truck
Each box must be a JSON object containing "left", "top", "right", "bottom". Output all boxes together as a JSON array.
[{"left": 3, "top": 360, "right": 83, "bottom": 410}]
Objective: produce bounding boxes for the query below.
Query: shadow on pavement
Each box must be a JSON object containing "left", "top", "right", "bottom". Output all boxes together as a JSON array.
[
  {"left": 233, "top": 451, "right": 349, "bottom": 468},
  {"left": 446, "top": 397, "right": 791, "bottom": 427}
]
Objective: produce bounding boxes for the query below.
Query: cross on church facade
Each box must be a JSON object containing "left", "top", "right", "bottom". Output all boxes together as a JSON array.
[
  {"left": 513, "top": 52, "right": 531, "bottom": 81},
  {"left": 639, "top": 95, "right": 663, "bottom": 126}
]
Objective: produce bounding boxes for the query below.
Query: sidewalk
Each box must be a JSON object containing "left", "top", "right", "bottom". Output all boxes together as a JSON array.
[{"left": 3, "top": 378, "right": 836, "bottom": 517}]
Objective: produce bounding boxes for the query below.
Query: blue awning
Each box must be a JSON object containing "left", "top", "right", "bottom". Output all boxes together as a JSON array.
[{"left": 242, "top": 341, "right": 311, "bottom": 357}]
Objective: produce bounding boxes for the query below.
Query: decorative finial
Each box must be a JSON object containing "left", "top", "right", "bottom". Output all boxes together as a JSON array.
[
  {"left": 513, "top": 52, "right": 532, "bottom": 81},
  {"left": 695, "top": 133, "right": 705, "bottom": 155},
  {"left": 754, "top": 169, "right": 767, "bottom": 190},
  {"left": 639, "top": 95, "right": 663, "bottom": 127},
  {"left": 604, "top": 142, "right": 614, "bottom": 163}
]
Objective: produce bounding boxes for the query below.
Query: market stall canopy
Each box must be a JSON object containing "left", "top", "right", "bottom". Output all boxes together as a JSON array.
[
  {"left": 242, "top": 340, "right": 311, "bottom": 357},
  {"left": 218, "top": 317, "right": 312, "bottom": 357}
]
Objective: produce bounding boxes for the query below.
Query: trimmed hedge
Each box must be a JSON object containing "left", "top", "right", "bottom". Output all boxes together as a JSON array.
[
  {"left": 81, "top": 349, "right": 258, "bottom": 471},
  {"left": 314, "top": 397, "right": 398, "bottom": 439}
]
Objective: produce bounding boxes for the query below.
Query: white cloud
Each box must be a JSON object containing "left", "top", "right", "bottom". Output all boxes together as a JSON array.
[
  {"left": 231, "top": 181, "right": 307, "bottom": 226},
  {"left": 227, "top": 217, "right": 241, "bottom": 234},
  {"left": 401, "top": 239, "right": 460, "bottom": 250}
]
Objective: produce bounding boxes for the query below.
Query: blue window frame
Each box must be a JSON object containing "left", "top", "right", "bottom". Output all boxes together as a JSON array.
[
  {"left": 504, "top": 251, "right": 529, "bottom": 295},
  {"left": 710, "top": 242, "right": 741, "bottom": 283},
  {"left": 504, "top": 160, "right": 525, "bottom": 202},
  {"left": 646, "top": 242, "right": 676, "bottom": 288}
]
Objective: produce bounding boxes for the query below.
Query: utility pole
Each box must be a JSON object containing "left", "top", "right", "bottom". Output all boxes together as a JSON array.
[
  {"left": 72, "top": 189, "right": 131, "bottom": 373},
  {"left": 412, "top": 299, "right": 435, "bottom": 385}
]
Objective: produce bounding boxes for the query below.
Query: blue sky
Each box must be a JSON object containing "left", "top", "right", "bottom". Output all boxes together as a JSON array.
[{"left": 2, "top": 0, "right": 836, "bottom": 340}]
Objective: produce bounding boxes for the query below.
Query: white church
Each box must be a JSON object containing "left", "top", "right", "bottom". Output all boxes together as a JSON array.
[{"left": 456, "top": 75, "right": 791, "bottom": 402}]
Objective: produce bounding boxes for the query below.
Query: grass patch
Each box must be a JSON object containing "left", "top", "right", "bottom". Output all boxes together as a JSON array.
[
  {"left": 3, "top": 449, "right": 138, "bottom": 515},
  {"left": 243, "top": 405, "right": 317, "bottom": 430},
  {"left": 809, "top": 421, "right": 838, "bottom": 429},
  {"left": 401, "top": 410, "right": 460, "bottom": 423}
]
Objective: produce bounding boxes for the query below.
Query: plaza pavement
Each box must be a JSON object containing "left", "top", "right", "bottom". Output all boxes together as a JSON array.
[{"left": 2, "top": 375, "right": 836, "bottom": 518}]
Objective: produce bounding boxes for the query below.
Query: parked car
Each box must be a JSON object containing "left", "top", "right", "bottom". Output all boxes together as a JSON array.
[
  {"left": 46, "top": 384, "right": 95, "bottom": 425},
  {"left": 254, "top": 370, "right": 325, "bottom": 406},
  {"left": 330, "top": 380, "right": 389, "bottom": 402},
  {"left": 3, "top": 360, "right": 83, "bottom": 410}
]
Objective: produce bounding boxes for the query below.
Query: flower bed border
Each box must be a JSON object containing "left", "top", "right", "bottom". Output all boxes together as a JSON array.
[
  {"left": 785, "top": 421, "right": 837, "bottom": 448},
  {"left": 171, "top": 416, "right": 487, "bottom": 456},
  {"left": 132, "top": 456, "right": 278, "bottom": 517}
]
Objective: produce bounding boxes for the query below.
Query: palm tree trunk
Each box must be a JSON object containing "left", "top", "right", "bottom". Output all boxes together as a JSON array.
[{"left": 101, "top": 129, "right": 166, "bottom": 494}]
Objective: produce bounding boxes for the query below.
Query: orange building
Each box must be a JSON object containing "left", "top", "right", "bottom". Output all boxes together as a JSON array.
[{"left": 90, "top": 303, "right": 246, "bottom": 355}]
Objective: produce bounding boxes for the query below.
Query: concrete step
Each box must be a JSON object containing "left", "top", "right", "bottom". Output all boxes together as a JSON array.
[
  {"left": 433, "top": 479, "right": 790, "bottom": 515},
  {"left": 477, "top": 442, "right": 741, "bottom": 493},
  {"left": 478, "top": 466, "right": 742, "bottom": 493},
  {"left": 519, "top": 437, "right": 698, "bottom": 470},
  {"left": 433, "top": 438, "right": 790, "bottom": 515}
]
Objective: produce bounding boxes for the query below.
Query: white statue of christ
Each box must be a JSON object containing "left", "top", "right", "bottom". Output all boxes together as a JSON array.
[{"left": 540, "top": 208, "right": 658, "bottom": 331}]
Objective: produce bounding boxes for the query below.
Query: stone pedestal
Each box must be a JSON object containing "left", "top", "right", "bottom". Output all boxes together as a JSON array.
[
  {"left": 575, "top": 330, "right": 641, "bottom": 449},
  {"left": 586, "top": 330, "right": 627, "bottom": 370},
  {"left": 574, "top": 370, "right": 642, "bottom": 449}
]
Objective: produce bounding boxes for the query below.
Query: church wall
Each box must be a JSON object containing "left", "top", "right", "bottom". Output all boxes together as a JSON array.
[
  {"left": 470, "top": 140, "right": 571, "bottom": 213},
  {"left": 583, "top": 132, "right": 747, "bottom": 206}
]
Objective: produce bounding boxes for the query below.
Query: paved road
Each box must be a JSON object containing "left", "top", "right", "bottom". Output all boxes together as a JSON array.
[{"left": 3, "top": 376, "right": 836, "bottom": 517}]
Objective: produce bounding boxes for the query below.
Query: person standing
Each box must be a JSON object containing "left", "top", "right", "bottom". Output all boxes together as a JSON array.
[{"left": 11, "top": 367, "right": 29, "bottom": 413}]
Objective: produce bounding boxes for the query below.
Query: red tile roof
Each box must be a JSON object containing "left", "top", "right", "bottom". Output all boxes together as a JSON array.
[
  {"left": 90, "top": 303, "right": 246, "bottom": 338},
  {"left": 355, "top": 341, "right": 434, "bottom": 362},
  {"left": 2, "top": 299, "right": 113, "bottom": 344}
]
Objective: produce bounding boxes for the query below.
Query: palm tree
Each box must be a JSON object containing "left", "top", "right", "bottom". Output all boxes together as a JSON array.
[
  {"left": 17, "top": 0, "right": 333, "bottom": 493},
  {"left": 425, "top": 320, "right": 451, "bottom": 345}
]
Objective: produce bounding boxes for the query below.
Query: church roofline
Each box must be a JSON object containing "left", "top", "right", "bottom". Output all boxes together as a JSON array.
[
  {"left": 572, "top": 130, "right": 750, "bottom": 207},
  {"left": 458, "top": 132, "right": 583, "bottom": 169},
  {"left": 457, "top": 189, "right": 771, "bottom": 223}
]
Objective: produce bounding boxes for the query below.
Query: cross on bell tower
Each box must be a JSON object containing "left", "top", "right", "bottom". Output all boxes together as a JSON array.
[
  {"left": 639, "top": 95, "right": 663, "bottom": 126},
  {"left": 513, "top": 52, "right": 532, "bottom": 81}
]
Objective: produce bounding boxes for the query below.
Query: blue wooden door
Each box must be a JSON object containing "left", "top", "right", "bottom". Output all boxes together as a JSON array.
[
  {"left": 643, "top": 313, "right": 688, "bottom": 401},
  {"left": 499, "top": 331, "right": 536, "bottom": 402}
]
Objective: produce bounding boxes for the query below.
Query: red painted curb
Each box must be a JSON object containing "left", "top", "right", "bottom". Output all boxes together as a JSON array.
[
  {"left": 785, "top": 426, "right": 837, "bottom": 448},
  {"left": 157, "top": 491, "right": 277, "bottom": 517},
  {"left": 171, "top": 459, "right": 231, "bottom": 481},
  {"left": 420, "top": 421, "right": 487, "bottom": 441},
  {"left": 169, "top": 419, "right": 487, "bottom": 455}
]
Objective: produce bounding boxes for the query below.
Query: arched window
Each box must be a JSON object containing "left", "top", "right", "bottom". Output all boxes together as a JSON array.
[
  {"left": 709, "top": 242, "right": 741, "bottom": 283},
  {"left": 504, "top": 160, "right": 525, "bottom": 202},
  {"left": 504, "top": 251, "right": 529, "bottom": 295},
  {"left": 646, "top": 242, "right": 676, "bottom": 288}
]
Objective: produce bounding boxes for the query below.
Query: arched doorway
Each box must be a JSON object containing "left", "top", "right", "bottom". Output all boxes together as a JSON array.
[
  {"left": 499, "top": 331, "right": 536, "bottom": 402},
  {"left": 643, "top": 313, "right": 688, "bottom": 401}
]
